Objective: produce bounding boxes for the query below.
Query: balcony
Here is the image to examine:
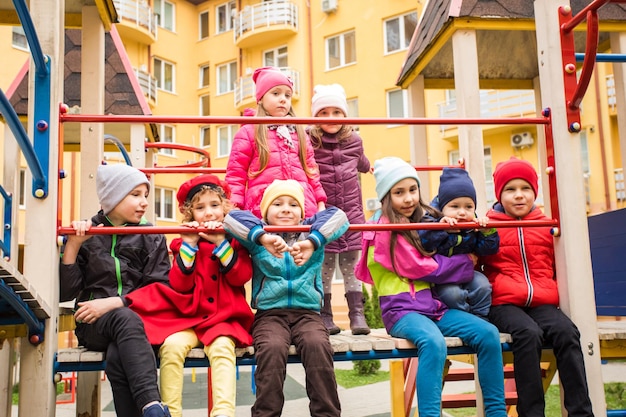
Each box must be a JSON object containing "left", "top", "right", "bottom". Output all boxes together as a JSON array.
[
  {"left": 134, "top": 68, "right": 157, "bottom": 105},
  {"left": 607, "top": 74, "right": 617, "bottom": 116},
  {"left": 234, "top": 67, "right": 300, "bottom": 112},
  {"left": 437, "top": 89, "right": 536, "bottom": 134},
  {"left": 113, "top": 0, "right": 157, "bottom": 44},
  {"left": 234, "top": 1, "right": 298, "bottom": 49}
]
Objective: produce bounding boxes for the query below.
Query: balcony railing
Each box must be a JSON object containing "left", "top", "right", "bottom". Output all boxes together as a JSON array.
[
  {"left": 437, "top": 90, "right": 536, "bottom": 132},
  {"left": 234, "top": 1, "right": 298, "bottom": 42},
  {"left": 234, "top": 67, "right": 300, "bottom": 109},
  {"left": 607, "top": 74, "right": 617, "bottom": 112},
  {"left": 134, "top": 68, "right": 157, "bottom": 104},
  {"left": 113, "top": 0, "right": 157, "bottom": 38}
]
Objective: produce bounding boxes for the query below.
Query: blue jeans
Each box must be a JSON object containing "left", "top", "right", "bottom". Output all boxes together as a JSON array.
[
  {"left": 434, "top": 270, "right": 492, "bottom": 318},
  {"left": 390, "top": 309, "right": 507, "bottom": 417}
]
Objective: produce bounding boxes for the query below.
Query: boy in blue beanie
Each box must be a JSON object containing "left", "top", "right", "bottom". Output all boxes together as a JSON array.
[{"left": 419, "top": 167, "right": 499, "bottom": 318}]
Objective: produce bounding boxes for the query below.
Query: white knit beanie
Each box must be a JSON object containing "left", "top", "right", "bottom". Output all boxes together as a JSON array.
[
  {"left": 311, "top": 84, "right": 348, "bottom": 117},
  {"left": 96, "top": 164, "right": 150, "bottom": 214},
  {"left": 373, "top": 157, "right": 420, "bottom": 201}
]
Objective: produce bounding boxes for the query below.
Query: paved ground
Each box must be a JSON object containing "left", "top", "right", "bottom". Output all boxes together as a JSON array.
[{"left": 11, "top": 360, "right": 626, "bottom": 416}]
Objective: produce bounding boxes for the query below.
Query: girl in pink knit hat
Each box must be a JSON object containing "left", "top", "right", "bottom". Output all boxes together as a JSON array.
[{"left": 225, "top": 66, "right": 327, "bottom": 220}]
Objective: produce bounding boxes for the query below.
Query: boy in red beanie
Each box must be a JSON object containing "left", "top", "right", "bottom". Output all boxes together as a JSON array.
[{"left": 480, "top": 157, "right": 594, "bottom": 417}]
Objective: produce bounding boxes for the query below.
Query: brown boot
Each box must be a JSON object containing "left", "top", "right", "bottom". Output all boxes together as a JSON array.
[
  {"left": 345, "top": 291, "right": 371, "bottom": 335},
  {"left": 321, "top": 293, "right": 340, "bottom": 335}
]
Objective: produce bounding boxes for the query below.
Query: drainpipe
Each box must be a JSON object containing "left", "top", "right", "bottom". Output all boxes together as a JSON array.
[
  {"left": 306, "top": 1, "right": 313, "bottom": 97},
  {"left": 593, "top": 66, "right": 612, "bottom": 210}
]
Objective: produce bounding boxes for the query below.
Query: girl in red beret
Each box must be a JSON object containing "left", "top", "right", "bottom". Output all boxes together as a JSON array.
[
  {"left": 126, "top": 174, "right": 254, "bottom": 417},
  {"left": 481, "top": 157, "right": 594, "bottom": 417},
  {"left": 226, "top": 66, "right": 327, "bottom": 220}
]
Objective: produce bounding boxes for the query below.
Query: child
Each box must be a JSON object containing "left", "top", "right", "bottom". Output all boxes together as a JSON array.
[
  {"left": 59, "top": 164, "right": 172, "bottom": 417},
  {"left": 355, "top": 157, "right": 507, "bottom": 417},
  {"left": 126, "top": 174, "right": 254, "bottom": 417},
  {"left": 223, "top": 179, "right": 347, "bottom": 417},
  {"left": 226, "top": 66, "right": 327, "bottom": 219},
  {"left": 418, "top": 167, "right": 498, "bottom": 318},
  {"left": 480, "top": 157, "right": 594, "bottom": 417},
  {"left": 309, "top": 83, "right": 371, "bottom": 335}
]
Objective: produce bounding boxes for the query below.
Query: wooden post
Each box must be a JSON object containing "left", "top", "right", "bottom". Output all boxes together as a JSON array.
[
  {"left": 407, "top": 75, "right": 431, "bottom": 199},
  {"left": 533, "top": 1, "right": 606, "bottom": 415},
  {"left": 609, "top": 31, "right": 626, "bottom": 172}
]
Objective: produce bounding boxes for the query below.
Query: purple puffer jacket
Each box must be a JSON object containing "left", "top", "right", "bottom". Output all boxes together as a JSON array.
[{"left": 312, "top": 129, "right": 370, "bottom": 253}]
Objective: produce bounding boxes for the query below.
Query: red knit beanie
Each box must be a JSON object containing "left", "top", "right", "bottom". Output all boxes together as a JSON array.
[{"left": 493, "top": 157, "right": 539, "bottom": 201}]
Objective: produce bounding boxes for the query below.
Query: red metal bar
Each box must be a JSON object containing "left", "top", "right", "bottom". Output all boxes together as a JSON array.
[
  {"left": 542, "top": 109, "right": 561, "bottom": 227},
  {"left": 568, "top": 10, "right": 599, "bottom": 111},
  {"left": 560, "top": 0, "right": 610, "bottom": 33},
  {"left": 57, "top": 220, "right": 559, "bottom": 236},
  {"left": 59, "top": 114, "right": 550, "bottom": 127},
  {"left": 140, "top": 165, "right": 465, "bottom": 175}
]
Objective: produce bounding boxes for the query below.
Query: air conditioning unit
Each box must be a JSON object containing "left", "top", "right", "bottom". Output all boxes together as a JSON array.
[
  {"left": 365, "top": 198, "right": 380, "bottom": 211},
  {"left": 510, "top": 132, "right": 534, "bottom": 148},
  {"left": 322, "top": 0, "right": 338, "bottom": 14}
]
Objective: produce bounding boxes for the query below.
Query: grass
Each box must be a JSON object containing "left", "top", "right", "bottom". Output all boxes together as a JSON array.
[{"left": 334, "top": 368, "right": 626, "bottom": 417}]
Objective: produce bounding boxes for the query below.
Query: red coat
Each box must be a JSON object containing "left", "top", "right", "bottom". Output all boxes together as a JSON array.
[
  {"left": 126, "top": 238, "right": 254, "bottom": 347},
  {"left": 481, "top": 205, "right": 559, "bottom": 308}
]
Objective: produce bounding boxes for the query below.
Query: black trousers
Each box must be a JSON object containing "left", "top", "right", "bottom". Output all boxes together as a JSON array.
[
  {"left": 76, "top": 306, "right": 161, "bottom": 417},
  {"left": 489, "top": 304, "right": 594, "bottom": 417},
  {"left": 251, "top": 309, "right": 341, "bottom": 417}
]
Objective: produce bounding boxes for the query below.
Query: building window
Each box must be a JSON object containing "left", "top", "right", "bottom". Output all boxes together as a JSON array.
[
  {"left": 217, "top": 125, "right": 237, "bottom": 158},
  {"left": 200, "top": 126, "right": 211, "bottom": 147},
  {"left": 263, "top": 46, "right": 288, "bottom": 67},
  {"left": 326, "top": 31, "right": 356, "bottom": 70},
  {"left": 155, "top": 187, "right": 175, "bottom": 221},
  {"left": 155, "top": 0, "right": 175, "bottom": 31},
  {"left": 216, "top": 1, "right": 235, "bottom": 34},
  {"left": 384, "top": 12, "right": 417, "bottom": 54},
  {"left": 12, "top": 27, "right": 28, "bottom": 50},
  {"left": 449, "top": 147, "right": 495, "bottom": 206},
  {"left": 158, "top": 125, "right": 175, "bottom": 156},
  {"left": 19, "top": 169, "right": 26, "bottom": 208},
  {"left": 387, "top": 89, "right": 407, "bottom": 119},
  {"left": 217, "top": 61, "right": 237, "bottom": 94},
  {"left": 347, "top": 98, "right": 359, "bottom": 132},
  {"left": 199, "top": 11, "right": 209, "bottom": 39},
  {"left": 154, "top": 58, "right": 175, "bottom": 93},
  {"left": 199, "top": 64, "right": 210, "bottom": 88},
  {"left": 200, "top": 95, "right": 210, "bottom": 116}
]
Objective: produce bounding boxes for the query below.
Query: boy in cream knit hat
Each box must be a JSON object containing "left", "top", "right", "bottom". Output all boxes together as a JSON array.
[
  {"left": 60, "top": 163, "right": 172, "bottom": 417},
  {"left": 223, "top": 179, "right": 348, "bottom": 416}
]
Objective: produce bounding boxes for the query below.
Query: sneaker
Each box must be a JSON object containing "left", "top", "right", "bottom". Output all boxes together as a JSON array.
[{"left": 143, "top": 403, "right": 171, "bottom": 417}]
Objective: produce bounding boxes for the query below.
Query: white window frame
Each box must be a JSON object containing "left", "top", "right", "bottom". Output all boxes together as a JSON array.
[
  {"left": 217, "top": 61, "right": 237, "bottom": 95},
  {"left": 263, "top": 46, "right": 289, "bottom": 68},
  {"left": 154, "top": 58, "right": 176, "bottom": 93},
  {"left": 12, "top": 27, "right": 28, "bottom": 51},
  {"left": 384, "top": 11, "right": 418, "bottom": 54},
  {"left": 199, "top": 10, "right": 209, "bottom": 40},
  {"left": 199, "top": 64, "right": 210, "bottom": 88},
  {"left": 347, "top": 98, "right": 359, "bottom": 132},
  {"left": 200, "top": 126, "right": 211, "bottom": 148},
  {"left": 158, "top": 125, "right": 175, "bottom": 156},
  {"left": 216, "top": 1, "right": 235, "bottom": 34},
  {"left": 387, "top": 89, "right": 408, "bottom": 121},
  {"left": 155, "top": 0, "right": 176, "bottom": 32},
  {"left": 325, "top": 30, "right": 356, "bottom": 70},
  {"left": 154, "top": 187, "right": 176, "bottom": 221},
  {"left": 200, "top": 94, "right": 210, "bottom": 116},
  {"left": 217, "top": 125, "right": 237, "bottom": 158}
]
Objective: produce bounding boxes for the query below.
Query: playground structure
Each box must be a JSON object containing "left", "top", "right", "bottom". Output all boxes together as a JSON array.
[{"left": 0, "top": 1, "right": 626, "bottom": 417}]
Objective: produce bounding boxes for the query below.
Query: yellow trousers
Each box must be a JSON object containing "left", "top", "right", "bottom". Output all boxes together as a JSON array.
[{"left": 159, "top": 329, "right": 237, "bottom": 417}]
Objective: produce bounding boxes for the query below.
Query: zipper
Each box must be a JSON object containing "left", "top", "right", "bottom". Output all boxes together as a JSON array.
[{"left": 517, "top": 226, "right": 533, "bottom": 307}]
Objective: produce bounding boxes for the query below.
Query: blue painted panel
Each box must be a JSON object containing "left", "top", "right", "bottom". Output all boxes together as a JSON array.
[{"left": 588, "top": 208, "right": 626, "bottom": 316}]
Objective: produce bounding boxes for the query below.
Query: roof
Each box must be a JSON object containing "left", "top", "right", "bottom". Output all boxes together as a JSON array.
[{"left": 397, "top": 0, "right": 626, "bottom": 89}]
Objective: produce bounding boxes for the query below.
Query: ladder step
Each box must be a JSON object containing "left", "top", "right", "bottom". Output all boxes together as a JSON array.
[{"left": 442, "top": 391, "right": 518, "bottom": 408}]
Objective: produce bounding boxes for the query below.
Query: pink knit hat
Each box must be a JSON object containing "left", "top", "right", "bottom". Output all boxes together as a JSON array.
[{"left": 252, "top": 66, "right": 293, "bottom": 102}]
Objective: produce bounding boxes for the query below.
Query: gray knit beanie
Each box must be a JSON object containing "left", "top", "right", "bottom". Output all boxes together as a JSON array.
[{"left": 96, "top": 164, "right": 150, "bottom": 214}]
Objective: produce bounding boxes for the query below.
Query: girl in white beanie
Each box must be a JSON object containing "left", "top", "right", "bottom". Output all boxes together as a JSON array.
[{"left": 309, "top": 83, "right": 371, "bottom": 335}]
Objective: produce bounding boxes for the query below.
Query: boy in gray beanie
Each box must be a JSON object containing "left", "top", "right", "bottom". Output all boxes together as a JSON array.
[
  {"left": 60, "top": 163, "right": 172, "bottom": 417},
  {"left": 418, "top": 167, "right": 499, "bottom": 318}
]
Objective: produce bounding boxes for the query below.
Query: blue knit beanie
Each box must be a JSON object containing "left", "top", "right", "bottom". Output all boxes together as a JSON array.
[
  {"left": 373, "top": 157, "right": 420, "bottom": 201},
  {"left": 436, "top": 168, "right": 476, "bottom": 210}
]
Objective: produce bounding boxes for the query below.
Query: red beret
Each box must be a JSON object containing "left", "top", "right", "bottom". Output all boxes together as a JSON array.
[
  {"left": 176, "top": 174, "right": 230, "bottom": 211},
  {"left": 493, "top": 157, "right": 538, "bottom": 201}
]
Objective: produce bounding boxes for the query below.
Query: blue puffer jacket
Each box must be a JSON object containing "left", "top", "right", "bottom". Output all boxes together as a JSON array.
[{"left": 223, "top": 207, "right": 349, "bottom": 311}]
